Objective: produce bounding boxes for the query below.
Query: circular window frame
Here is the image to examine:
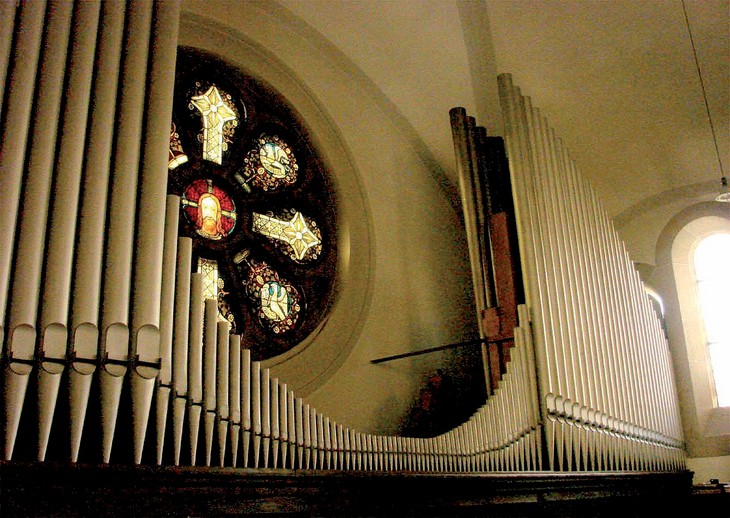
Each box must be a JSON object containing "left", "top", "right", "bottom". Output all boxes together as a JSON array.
[{"left": 178, "top": 13, "right": 373, "bottom": 395}]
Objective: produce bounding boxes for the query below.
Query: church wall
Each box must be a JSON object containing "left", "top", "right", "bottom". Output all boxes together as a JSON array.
[
  {"left": 180, "top": 1, "right": 481, "bottom": 434},
  {"left": 687, "top": 456, "right": 730, "bottom": 485},
  {"left": 614, "top": 186, "right": 723, "bottom": 267}
]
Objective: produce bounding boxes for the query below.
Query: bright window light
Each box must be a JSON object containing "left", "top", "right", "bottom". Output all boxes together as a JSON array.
[{"left": 694, "top": 233, "right": 730, "bottom": 407}]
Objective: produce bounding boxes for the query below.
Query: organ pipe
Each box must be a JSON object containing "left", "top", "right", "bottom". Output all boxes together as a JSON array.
[
  {"left": 68, "top": 0, "right": 126, "bottom": 463},
  {"left": 0, "top": 0, "right": 47, "bottom": 356},
  {"left": 0, "top": 1, "right": 684, "bottom": 474},
  {"left": 498, "top": 73, "right": 684, "bottom": 471}
]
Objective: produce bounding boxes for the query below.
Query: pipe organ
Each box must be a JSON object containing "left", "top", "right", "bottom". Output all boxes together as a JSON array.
[
  {"left": 497, "top": 74, "right": 685, "bottom": 471},
  {"left": 1, "top": 0, "right": 180, "bottom": 464},
  {"left": 1, "top": 1, "right": 684, "bottom": 474}
]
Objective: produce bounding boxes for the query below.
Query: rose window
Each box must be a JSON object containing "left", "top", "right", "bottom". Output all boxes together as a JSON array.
[{"left": 167, "top": 48, "right": 337, "bottom": 360}]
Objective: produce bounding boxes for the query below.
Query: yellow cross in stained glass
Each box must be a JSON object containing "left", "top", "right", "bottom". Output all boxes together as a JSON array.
[
  {"left": 252, "top": 211, "right": 321, "bottom": 261},
  {"left": 190, "top": 85, "right": 237, "bottom": 164}
]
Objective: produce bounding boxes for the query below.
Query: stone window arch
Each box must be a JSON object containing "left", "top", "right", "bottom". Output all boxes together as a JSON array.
[
  {"left": 177, "top": 16, "right": 373, "bottom": 394},
  {"left": 654, "top": 202, "right": 730, "bottom": 460}
]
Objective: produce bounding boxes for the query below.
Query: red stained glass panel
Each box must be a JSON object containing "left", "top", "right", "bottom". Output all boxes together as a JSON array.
[{"left": 181, "top": 179, "right": 237, "bottom": 240}]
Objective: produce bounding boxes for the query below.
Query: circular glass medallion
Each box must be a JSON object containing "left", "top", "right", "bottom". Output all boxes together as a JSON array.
[
  {"left": 181, "top": 178, "right": 237, "bottom": 240},
  {"left": 242, "top": 134, "right": 298, "bottom": 191}
]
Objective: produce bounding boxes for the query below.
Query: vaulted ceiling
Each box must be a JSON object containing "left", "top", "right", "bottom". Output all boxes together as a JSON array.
[{"left": 278, "top": 0, "right": 729, "bottom": 248}]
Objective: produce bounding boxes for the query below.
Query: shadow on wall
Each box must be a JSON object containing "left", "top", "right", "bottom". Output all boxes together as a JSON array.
[{"left": 399, "top": 348, "right": 486, "bottom": 438}]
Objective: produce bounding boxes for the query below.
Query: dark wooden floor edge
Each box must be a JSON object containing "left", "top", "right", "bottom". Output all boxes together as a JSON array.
[{"left": 0, "top": 463, "right": 702, "bottom": 517}]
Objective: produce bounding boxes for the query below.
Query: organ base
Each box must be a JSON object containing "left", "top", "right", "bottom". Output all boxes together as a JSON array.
[{"left": 0, "top": 462, "right": 696, "bottom": 516}]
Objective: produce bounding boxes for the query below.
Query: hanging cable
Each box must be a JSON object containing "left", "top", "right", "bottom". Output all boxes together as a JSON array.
[{"left": 681, "top": 0, "right": 727, "bottom": 202}]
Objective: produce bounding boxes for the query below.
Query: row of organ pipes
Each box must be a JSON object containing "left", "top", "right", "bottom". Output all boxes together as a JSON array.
[
  {"left": 497, "top": 74, "right": 685, "bottom": 472},
  {"left": 2, "top": 191, "right": 544, "bottom": 471},
  {"left": 0, "top": 0, "right": 684, "bottom": 472}
]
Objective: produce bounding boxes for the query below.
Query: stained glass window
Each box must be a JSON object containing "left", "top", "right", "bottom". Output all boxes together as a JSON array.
[
  {"left": 197, "top": 257, "right": 230, "bottom": 323},
  {"left": 168, "top": 122, "right": 188, "bottom": 170},
  {"left": 241, "top": 134, "right": 298, "bottom": 191},
  {"left": 189, "top": 83, "right": 239, "bottom": 164},
  {"left": 181, "top": 179, "right": 237, "bottom": 240},
  {"left": 252, "top": 209, "right": 322, "bottom": 262},
  {"left": 198, "top": 256, "right": 219, "bottom": 302},
  {"left": 167, "top": 48, "right": 337, "bottom": 360},
  {"left": 242, "top": 258, "right": 301, "bottom": 333}
]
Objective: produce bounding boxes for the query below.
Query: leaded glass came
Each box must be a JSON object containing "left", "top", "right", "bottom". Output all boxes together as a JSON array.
[{"left": 198, "top": 257, "right": 219, "bottom": 303}]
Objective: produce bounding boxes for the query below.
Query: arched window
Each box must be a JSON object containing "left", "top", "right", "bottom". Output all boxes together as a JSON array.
[
  {"left": 168, "top": 47, "right": 338, "bottom": 360},
  {"left": 693, "top": 233, "right": 730, "bottom": 407},
  {"left": 654, "top": 203, "right": 730, "bottom": 468}
]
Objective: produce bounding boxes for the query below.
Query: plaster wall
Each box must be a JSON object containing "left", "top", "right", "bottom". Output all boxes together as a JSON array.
[{"left": 181, "top": 0, "right": 480, "bottom": 434}]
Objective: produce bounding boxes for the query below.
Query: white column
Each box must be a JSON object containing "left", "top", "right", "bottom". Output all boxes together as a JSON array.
[
  {"left": 303, "top": 404, "right": 312, "bottom": 469},
  {"left": 450, "top": 107, "right": 491, "bottom": 390},
  {"left": 203, "top": 298, "right": 218, "bottom": 466},
  {"left": 278, "top": 382, "right": 288, "bottom": 468},
  {"left": 129, "top": 0, "right": 181, "bottom": 466},
  {"left": 271, "top": 377, "right": 280, "bottom": 468},
  {"left": 262, "top": 368, "right": 271, "bottom": 468},
  {"left": 241, "top": 349, "right": 252, "bottom": 467},
  {"left": 296, "top": 398, "right": 305, "bottom": 469},
  {"left": 169, "top": 238, "right": 192, "bottom": 463},
  {"left": 252, "top": 362, "right": 262, "bottom": 468},
  {"left": 287, "top": 390, "right": 296, "bottom": 468},
  {"left": 229, "top": 335, "right": 241, "bottom": 466},
  {"left": 0, "top": 0, "right": 19, "bottom": 109},
  {"left": 216, "top": 321, "right": 230, "bottom": 466}
]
